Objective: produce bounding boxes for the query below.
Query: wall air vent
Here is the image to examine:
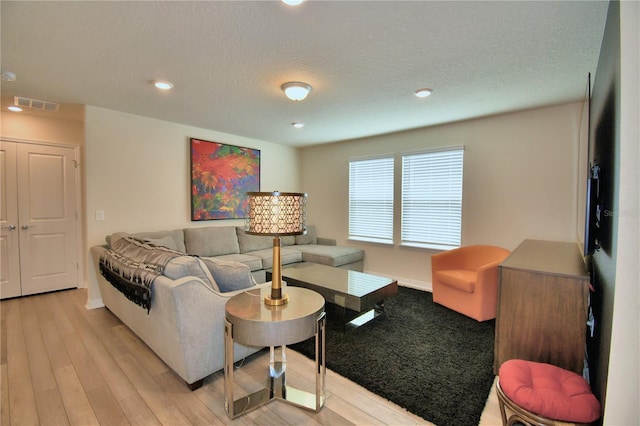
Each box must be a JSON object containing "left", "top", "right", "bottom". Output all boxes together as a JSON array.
[{"left": 14, "top": 96, "right": 60, "bottom": 112}]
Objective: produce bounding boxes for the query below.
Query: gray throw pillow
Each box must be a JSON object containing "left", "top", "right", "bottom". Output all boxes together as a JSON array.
[
  {"left": 143, "top": 236, "right": 178, "bottom": 251},
  {"left": 201, "top": 258, "right": 256, "bottom": 293},
  {"left": 164, "top": 256, "right": 219, "bottom": 291}
]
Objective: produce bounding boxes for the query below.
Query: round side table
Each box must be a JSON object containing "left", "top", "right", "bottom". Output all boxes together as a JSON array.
[{"left": 224, "top": 286, "right": 325, "bottom": 418}]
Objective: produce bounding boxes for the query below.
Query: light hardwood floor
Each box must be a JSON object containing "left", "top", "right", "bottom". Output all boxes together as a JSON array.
[{"left": 1, "top": 288, "right": 503, "bottom": 425}]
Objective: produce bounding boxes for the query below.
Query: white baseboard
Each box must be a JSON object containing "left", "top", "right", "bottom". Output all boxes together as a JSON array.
[
  {"left": 363, "top": 270, "right": 432, "bottom": 293},
  {"left": 399, "top": 280, "right": 433, "bottom": 293},
  {"left": 86, "top": 298, "right": 105, "bottom": 310}
]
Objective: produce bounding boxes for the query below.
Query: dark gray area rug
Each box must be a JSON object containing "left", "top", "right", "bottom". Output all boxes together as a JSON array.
[{"left": 289, "top": 287, "right": 496, "bottom": 426}]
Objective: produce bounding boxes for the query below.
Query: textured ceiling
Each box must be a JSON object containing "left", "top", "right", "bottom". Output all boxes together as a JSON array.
[{"left": 1, "top": 1, "right": 608, "bottom": 147}]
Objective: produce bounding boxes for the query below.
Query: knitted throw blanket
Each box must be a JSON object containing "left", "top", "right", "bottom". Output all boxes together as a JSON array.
[{"left": 99, "top": 236, "right": 182, "bottom": 312}]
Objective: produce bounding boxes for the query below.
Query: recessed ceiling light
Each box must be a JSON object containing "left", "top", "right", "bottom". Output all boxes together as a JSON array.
[
  {"left": 414, "top": 88, "right": 433, "bottom": 98},
  {"left": 154, "top": 81, "right": 174, "bottom": 90},
  {"left": 8, "top": 106, "right": 22, "bottom": 112},
  {"left": 281, "top": 82, "right": 312, "bottom": 101},
  {"left": 282, "top": 0, "right": 305, "bottom": 5},
  {"left": 292, "top": 122, "right": 305, "bottom": 128}
]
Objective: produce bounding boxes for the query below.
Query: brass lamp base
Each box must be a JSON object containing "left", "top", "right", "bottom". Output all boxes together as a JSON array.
[
  {"left": 265, "top": 236, "right": 288, "bottom": 306},
  {"left": 264, "top": 293, "right": 289, "bottom": 306}
]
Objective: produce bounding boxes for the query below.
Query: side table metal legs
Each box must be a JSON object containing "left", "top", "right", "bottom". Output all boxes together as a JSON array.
[{"left": 224, "top": 312, "right": 326, "bottom": 418}]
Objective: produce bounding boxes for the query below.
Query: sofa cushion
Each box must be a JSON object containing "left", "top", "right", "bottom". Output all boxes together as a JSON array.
[
  {"left": 295, "top": 225, "right": 317, "bottom": 245},
  {"left": 143, "top": 236, "right": 179, "bottom": 251},
  {"left": 248, "top": 247, "right": 303, "bottom": 269},
  {"left": 210, "top": 253, "right": 264, "bottom": 271},
  {"left": 164, "top": 256, "right": 219, "bottom": 291},
  {"left": 434, "top": 270, "right": 476, "bottom": 293},
  {"left": 184, "top": 226, "right": 240, "bottom": 257},
  {"left": 235, "top": 227, "right": 274, "bottom": 253},
  {"left": 201, "top": 258, "right": 256, "bottom": 293},
  {"left": 281, "top": 235, "right": 296, "bottom": 246},
  {"left": 294, "top": 244, "right": 364, "bottom": 267}
]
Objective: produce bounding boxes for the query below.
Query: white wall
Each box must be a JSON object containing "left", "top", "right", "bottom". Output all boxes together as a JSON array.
[
  {"left": 603, "top": 0, "right": 640, "bottom": 423},
  {"left": 301, "top": 102, "right": 583, "bottom": 289},
  {"left": 85, "top": 106, "right": 302, "bottom": 306}
]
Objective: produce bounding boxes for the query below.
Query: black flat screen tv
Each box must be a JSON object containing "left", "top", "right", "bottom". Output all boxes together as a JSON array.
[
  {"left": 584, "top": 164, "right": 600, "bottom": 256},
  {"left": 583, "top": 72, "right": 600, "bottom": 256},
  {"left": 583, "top": 69, "right": 616, "bottom": 257}
]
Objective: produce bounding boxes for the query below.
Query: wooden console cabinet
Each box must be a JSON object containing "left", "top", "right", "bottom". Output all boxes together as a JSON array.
[{"left": 494, "top": 239, "right": 590, "bottom": 375}]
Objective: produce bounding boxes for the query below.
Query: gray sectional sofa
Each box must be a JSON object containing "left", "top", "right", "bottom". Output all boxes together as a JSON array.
[
  {"left": 106, "top": 224, "right": 364, "bottom": 282},
  {"left": 90, "top": 225, "right": 363, "bottom": 389}
]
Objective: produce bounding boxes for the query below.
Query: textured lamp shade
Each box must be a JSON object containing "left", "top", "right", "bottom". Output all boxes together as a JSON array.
[
  {"left": 245, "top": 191, "right": 307, "bottom": 305},
  {"left": 245, "top": 192, "right": 307, "bottom": 236}
]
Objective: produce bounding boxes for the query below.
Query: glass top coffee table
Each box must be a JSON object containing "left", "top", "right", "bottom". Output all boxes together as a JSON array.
[{"left": 267, "top": 262, "right": 398, "bottom": 329}]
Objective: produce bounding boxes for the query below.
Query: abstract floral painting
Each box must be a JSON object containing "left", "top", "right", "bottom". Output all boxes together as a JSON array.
[{"left": 190, "top": 138, "right": 260, "bottom": 220}]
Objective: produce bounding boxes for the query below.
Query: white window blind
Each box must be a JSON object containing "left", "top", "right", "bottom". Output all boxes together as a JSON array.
[
  {"left": 349, "top": 157, "right": 394, "bottom": 244},
  {"left": 401, "top": 147, "right": 464, "bottom": 250}
]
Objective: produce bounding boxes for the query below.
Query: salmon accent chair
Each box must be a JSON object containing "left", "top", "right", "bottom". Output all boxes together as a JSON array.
[{"left": 431, "top": 245, "right": 510, "bottom": 321}]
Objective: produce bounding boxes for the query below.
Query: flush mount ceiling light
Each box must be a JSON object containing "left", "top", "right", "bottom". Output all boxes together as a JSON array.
[
  {"left": 154, "top": 80, "right": 174, "bottom": 90},
  {"left": 281, "top": 82, "right": 312, "bottom": 101},
  {"left": 414, "top": 88, "right": 433, "bottom": 98},
  {"left": 282, "top": 0, "right": 305, "bottom": 5},
  {"left": 292, "top": 122, "right": 305, "bottom": 128}
]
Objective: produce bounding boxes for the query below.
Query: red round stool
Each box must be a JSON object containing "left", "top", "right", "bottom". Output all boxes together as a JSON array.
[{"left": 497, "top": 359, "right": 601, "bottom": 426}]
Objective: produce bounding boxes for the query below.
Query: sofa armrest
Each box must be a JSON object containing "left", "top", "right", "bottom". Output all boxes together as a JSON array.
[
  {"left": 168, "top": 278, "right": 269, "bottom": 383},
  {"left": 317, "top": 237, "right": 336, "bottom": 246},
  {"left": 91, "top": 244, "right": 267, "bottom": 386}
]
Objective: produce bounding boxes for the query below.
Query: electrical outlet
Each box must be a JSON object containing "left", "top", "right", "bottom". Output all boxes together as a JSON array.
[{"left": 95, "top": 210, "right": 105, "bottom": 221}]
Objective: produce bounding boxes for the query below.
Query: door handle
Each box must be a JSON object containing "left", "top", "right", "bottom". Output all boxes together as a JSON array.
[
  {"left": 2, "top": 224, "right": 17, "bottom": 231},
  {"left": 21, "top": 225, "right": 35, "bottom": 230}
]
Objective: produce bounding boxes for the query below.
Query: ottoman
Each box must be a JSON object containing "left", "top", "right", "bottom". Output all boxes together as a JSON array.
[{"left": 497, "top": 359, "right": 601, "bottom": 426}]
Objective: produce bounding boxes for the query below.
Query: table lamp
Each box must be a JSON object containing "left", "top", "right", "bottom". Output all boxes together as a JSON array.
[{"left": 245, "top": 191, "right": 307, "bottom": 305}]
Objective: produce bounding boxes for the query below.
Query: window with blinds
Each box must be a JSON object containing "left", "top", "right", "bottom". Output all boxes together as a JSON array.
[
  {"left": 401, "top": 147, "right": 464, "bottom": 250},
  {"left": 348, "top": 156, "right": 394, "bottom": 244}
]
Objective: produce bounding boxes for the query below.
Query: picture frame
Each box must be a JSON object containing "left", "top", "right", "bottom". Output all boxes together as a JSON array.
[{"left": 190, "top": 138, "right": 260, "bottom": 220}]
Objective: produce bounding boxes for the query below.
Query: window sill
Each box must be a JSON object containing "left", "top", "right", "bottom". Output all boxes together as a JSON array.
[
  {"left": 400, "top": 242, "right": 459, "bottom": 251},
  {"left": 348, "top": 237, "right": 394, "bottom": 246}
]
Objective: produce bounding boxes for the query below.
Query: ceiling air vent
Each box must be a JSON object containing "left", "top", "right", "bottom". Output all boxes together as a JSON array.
[{"left": 14, "top": 96, "right": 60, "bottom": 112}]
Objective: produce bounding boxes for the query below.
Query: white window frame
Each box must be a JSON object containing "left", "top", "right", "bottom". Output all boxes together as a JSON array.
[
  {"left": 348, "top": 156, "right": 394, "bottom": 244},
  {"left": 401, "top": 146, "right": 464, "bottom": 250}
]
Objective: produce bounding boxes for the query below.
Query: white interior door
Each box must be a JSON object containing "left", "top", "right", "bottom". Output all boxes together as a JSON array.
[
  {"left": 0, "top": 142, "right": 22, "bottom": 298},
  {"left": 16, "top": 143, "right": 79, "bottom": 296}
]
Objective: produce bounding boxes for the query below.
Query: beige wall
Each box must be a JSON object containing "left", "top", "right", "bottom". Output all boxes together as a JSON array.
[
  {"left": 1, "top": 111, "right": 85, "bottom": 145},
  {"left": 84, "top": 106, "right": 302, "bottom": 306},
  {"left": 301, "top": 102, "right": 584, "bottom": 289}
]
